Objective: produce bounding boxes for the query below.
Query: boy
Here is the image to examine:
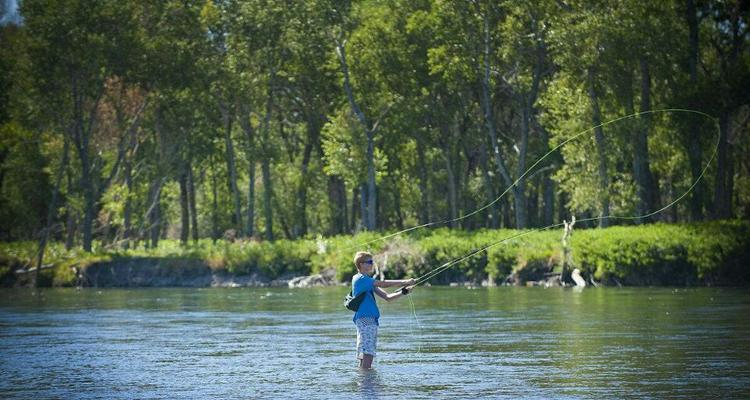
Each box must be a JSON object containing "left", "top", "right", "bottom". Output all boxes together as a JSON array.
[{"left": 351, "top": 251, "right": 416, "bottom": 369}]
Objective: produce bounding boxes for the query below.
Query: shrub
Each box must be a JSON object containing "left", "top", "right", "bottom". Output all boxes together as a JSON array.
[{"left": 1, "top": 221, "right": 747, "bottom": 287}]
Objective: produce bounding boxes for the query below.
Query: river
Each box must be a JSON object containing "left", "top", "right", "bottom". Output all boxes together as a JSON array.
[{"left": 1, "top": 287, "right": 748, "bottom": 399}]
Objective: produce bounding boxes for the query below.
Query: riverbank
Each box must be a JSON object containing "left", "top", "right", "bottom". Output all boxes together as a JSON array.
[{"left": 1, "top": 221, "right": 748, "bottom": 288}]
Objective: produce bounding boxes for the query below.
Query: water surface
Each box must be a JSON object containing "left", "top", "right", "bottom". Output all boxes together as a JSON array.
[{"left": 1, "top": 287, "right": 749, "bottom": 399}]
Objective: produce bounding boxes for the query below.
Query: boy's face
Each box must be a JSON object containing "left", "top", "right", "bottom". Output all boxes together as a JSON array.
[{"left": 359, "top": 258, "right": 374, "bottom": 275}]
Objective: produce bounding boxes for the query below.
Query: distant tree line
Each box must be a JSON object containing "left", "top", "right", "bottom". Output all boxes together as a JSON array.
[{"left": 0, "top": 0, "right": 748, "bottom": 254}]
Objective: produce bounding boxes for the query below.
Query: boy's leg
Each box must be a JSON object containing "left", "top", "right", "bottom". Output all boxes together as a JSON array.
[
  {"left": 355, "top": 318, "right": 378, "bottom": 369},
  {"left": 360, "top": 354, "right": 374, "bottom": 369}
]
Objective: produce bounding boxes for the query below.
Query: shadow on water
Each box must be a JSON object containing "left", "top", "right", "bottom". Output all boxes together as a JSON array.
[{"left": 354, "top": 369, "right": 384, "bottom": 399}]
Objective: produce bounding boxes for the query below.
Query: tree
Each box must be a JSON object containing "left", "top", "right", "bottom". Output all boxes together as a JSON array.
[
  {"left": 333, "top": 4, "right": 382, "bottom": 231},
  {"left": 23, "top": 0, "right": 144, "bottom": 251}
]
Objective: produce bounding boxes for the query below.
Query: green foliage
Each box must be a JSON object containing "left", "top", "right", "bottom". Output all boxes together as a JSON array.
[
  {"left": 219, "top": 239, "right": 317, "bottom": 278},
  {"left": 0, "top": 123, "right": 51, "bottom": 239},
  {"left": 2, "top": 222, "right": 747, "bottom": 287},
  {"left": 1, "top": 0, "right": 749, "bottom": 258},
  {"left": 571, "top": 221, "right": 750, "bottom": 284}
]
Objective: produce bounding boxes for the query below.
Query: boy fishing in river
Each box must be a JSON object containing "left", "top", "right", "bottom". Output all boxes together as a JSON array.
[{"left": 349, "top": 251, "right": 416, "bottom": 369}]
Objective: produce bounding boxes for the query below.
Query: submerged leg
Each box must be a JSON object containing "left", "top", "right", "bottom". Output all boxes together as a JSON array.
[{"left": 359, "top": 354, "right": 374, "bottom": 369}]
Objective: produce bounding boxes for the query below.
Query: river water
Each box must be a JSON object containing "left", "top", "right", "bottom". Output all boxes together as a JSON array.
[{"left": 1, "top": 287, "right": 748, "bottom": 399}]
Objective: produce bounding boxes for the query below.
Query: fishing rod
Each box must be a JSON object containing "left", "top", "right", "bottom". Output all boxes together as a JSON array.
[{"left": 401, "top": 109, "right": 720, "bottom": 288}]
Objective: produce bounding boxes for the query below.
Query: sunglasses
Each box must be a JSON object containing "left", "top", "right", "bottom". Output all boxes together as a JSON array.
[{"left": 362, "top": 260, "right": 374, "bottom": 265}]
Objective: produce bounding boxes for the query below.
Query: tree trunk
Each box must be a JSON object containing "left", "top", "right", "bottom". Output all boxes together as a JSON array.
[
  {"left": 118, "top": 97, "right": 145, "bottom": 249},
  {"left": 557, "top": 190, "right": 569, "bottom": 225},
  {"left": 351, "top": 185, "right": 360, "bottom": 232},
  {"left": 148, "top": 179, "right": 162, "bottom": 248},
  {"left": 65, "top": 215, "right": 76, "bottom": 250},
  {"left": 296, "top": 117, "right": 320, "bottom": 237},
  {"left": 529, "top": 118, "right": 557, "bottom": 227},
  {"left": 260, "top": 81, "right": 275, "bottom": 242},
  {"left": 542, "top": 174, "right": 554, "bottom": 226},
  {"left": 686, "top": 0, "right": 699, "bottom": 82},
  {"left": 479, "top": 12, "right": 516, "bottom": 227},
  {"left": 179, "top": 168, "right": 189, "bottom": 245},
  {"left": 70, "top": 76, "right": 108, "bottom": 253},
  {"left": 444, "top": 153, "right": 458, "bottom": 228},
  {"left": 220, "top": 103, "right": 243, "bottom": 235},
  {"left": 634, "top": 56, "right": 659, "bottom": 223},
  {"left": 515, "top": 35, "right": 545, "bottom": 229},
  {"left": 392, "top": 176, "right": 404, "bottom": 231},
  {"left": 327, "top": 175, "right": 346, "bottom": 235},
  {"left": 246, "top": 162, "right": 255, "bottom": 237},
  {"left": 78, "top": 138, "right": 95, "bottom": 252},
  {"left": 276, "top": 199, "right": 293, "bottom": 240},
  {"left": 526, "top": 17, "right": 547, "bottom": 228},
  {"left": 65, "top": 155, "right": 76, "bottom": 249},
  {"left": 239, "top": 103, "right": 256, "bottom": 238},
  {"left": 365, "top": 135, "right": 376, "bottom": 231},
  {"left": 35, "top": 135, "right": 69, "bottom": 287},
  {"left": 81, "top": 167, "right": 95, "bottom": 250},
  {"left": 359, "top": 183, "right": 368, "bottom": 231},
  {"left": 687, "top": 138, "right": 704, "bottom": 221},
  {"left": 515, "top": 104, "right": 530, "bottom": 229},
  {"left": 416, "top": 136, "right": 430, "bottom": 225},
  {"left": 587, "top": 67, "right": 610, "bottom": 227},
  {"left": 527, "top": 177, "right": 538, "bottom": 227},
  {"left": 685, "top": 0, "right": 704, "bottom": 221},
  {"left": 502, "top": 196, "right": 512, "bottom": 228},
  {"left": 667, "top": 177, "right": 678, "bottom": 222},
  {"left": 261, "top": 157, "right": 274, "bottom": 242},
  {"left": 479, "top": 141, "right": 498, "bottom": 228},
  {"left": 726, "top": 136, "right": 735, "bottom": 218},
  {"left": 0, "top": 149, "right": 6, "bottom": 203},
  {"left": 70, "top": 77, "right": 94, "bottom": 252},
  {"left": 187, "top": 165, "right": 199, "bottom": 242},
  {"left": 712, "top": 112, "right": 731, "bottom": 219},
  {"left": 211, "top": 163, "right": 220, "bottom": 241},
  {"left": 337, "top": 38, "right": 377, "bottom": 231},
  {"left": 123, "top": 150, "right": 133, "bottom": 249}
]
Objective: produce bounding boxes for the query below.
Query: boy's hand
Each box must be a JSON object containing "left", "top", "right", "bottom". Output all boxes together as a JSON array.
[
  {"left": 405, "top": 278, "right": 416, "bottom": 285},
  {"left": 400, "top": 285, "right": 415, "bottom": 295}
]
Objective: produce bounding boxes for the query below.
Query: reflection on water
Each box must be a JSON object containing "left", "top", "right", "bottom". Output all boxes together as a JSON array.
[
  {"left": 355, "top": 369, "right": 383, "bottom": 399},
  {"left": 0, "top": 287, "right": 749, "bottom": 399}
]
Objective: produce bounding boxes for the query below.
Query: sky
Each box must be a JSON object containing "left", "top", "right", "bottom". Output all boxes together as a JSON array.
[{"left": 0, "top": 0, "right": 23, "bottom": 26}]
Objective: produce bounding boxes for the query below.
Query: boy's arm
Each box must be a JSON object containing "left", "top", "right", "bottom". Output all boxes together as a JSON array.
[
  {"left": 374, "top": 285, "right": 415, "bottom": 302},
  {"left": 374, "top": 278, "right": 416, "bottom": 288}
]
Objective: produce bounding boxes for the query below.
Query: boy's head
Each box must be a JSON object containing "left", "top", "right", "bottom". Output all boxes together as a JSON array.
[{"left": 354, "top": 251, "right": 374, "bottom": 274}]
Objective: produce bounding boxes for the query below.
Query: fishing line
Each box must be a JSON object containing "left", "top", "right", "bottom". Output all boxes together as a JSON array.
[
  {"left": 407, "top": 293, "right": 423, "bottom": 355},
  {"left": 391, "top": 108, "right": 717, "bottom": 359},
  {"left": 341, "top": 108, "right": 717, "bottom": 255},
  {"left": 409, "top": 109, "right": 720, "bottom": 287}
]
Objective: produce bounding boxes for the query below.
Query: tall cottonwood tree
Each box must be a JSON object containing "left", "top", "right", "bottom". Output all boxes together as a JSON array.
[{"left": 333, "top": 6, "right": 381, "bottom": 231}]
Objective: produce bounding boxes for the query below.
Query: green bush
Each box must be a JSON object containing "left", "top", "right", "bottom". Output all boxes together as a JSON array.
[{"left": 1, "top": 221, "right": 748, "bottom": 287}]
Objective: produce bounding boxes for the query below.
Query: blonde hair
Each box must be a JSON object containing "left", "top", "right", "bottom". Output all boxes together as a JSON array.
[{"left": 353, "top": 251, "right": 373, "bottom": 270}]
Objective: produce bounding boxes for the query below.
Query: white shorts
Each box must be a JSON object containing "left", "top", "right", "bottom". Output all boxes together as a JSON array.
[{"left": 355, "top": 317, "right": 378, "bottom": 359}]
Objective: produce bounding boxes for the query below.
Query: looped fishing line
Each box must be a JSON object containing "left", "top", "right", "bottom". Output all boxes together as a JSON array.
[
  {"left": 400, "top": 108, "right": 718, "bottom": 356},
  {"left": 409, "top": 109, "right": 720, "bottom": 286},
  {"left": 357, "top": 108, "right": 718, "bottom": 355},
  {"left": 340, "top": 108, "right": 718, "bottom": 256}
]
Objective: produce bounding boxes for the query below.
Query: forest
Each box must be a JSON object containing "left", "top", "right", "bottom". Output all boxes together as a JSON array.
[{"left": 0, "top": 0, "right": 748, "bottom": 274}]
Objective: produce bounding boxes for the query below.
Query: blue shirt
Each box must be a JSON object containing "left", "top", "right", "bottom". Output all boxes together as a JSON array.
[{"left": 352, "top": 273, "right": 380, "bottom": 325}]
